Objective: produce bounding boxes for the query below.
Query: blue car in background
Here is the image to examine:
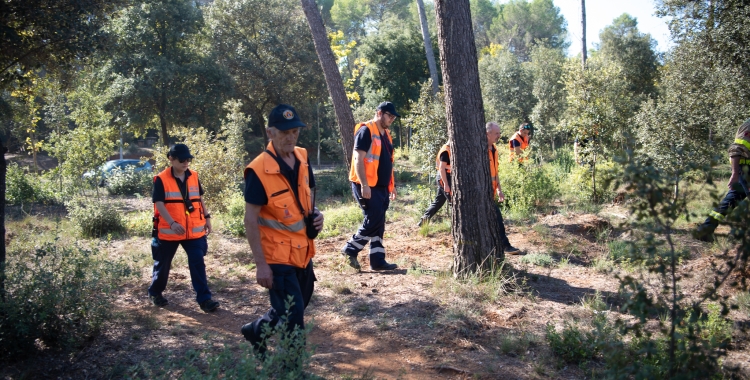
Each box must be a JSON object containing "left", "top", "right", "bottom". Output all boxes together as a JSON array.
[{"left": 84, "top": 159, "right": 153, "bottom": 186}]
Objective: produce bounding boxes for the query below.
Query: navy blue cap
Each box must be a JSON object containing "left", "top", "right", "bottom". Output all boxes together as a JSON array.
[
  {"left": 168, "top": 143, "right": 194, "bottom": 159},
  {"left": 376, "top": 101, "right": 400, "bottom": 117},
  {"left": 268, "top": 104, "right": 306, "bottom": 131}
]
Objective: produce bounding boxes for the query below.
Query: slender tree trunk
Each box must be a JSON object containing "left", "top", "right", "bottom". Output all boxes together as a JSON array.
[
  {"left": 416, "top": 0, "right": 439, "bottom": 95},
  {"left": 159, "top": 90, "right": 169, "bottom": 147},
  {"left": 299, "top": 0, "right": 354, "bottom": 168},
  {"left": 0, "top": 140, "right": 6, "bottom": 300},
  {"left": 435, "top": 0, "right": 503, "bottom": 276},
  {"left": 581, "top": 0, "right": 587, "bottom": 69}
]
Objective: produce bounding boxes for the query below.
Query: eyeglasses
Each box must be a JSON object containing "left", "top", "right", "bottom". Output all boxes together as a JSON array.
[
  {"left": 178, "top": 158, "right": 192, "bottom": 163},
  {"left": 384, "top": 112, "right": 397, "bottom": 120}
]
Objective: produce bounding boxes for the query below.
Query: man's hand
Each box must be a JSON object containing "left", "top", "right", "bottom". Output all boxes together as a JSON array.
[
  {"left": 361, "top": 185, "right": 372, "bottom": 199},
  {"left": 443, "top": 184, "right": 451, "bottom": 195},
  {"left": 497, "top": 189, "right": 505, "bottom": 203},
  {"left": 390, "top": 188, "right": 397, "bottom": 200},
  {"left": 171, "top": 221, "right": 185, "bottom": 235},
  {"left": 313, "top": 209, "right": 325, "bottom": 232},
  {"left": 205, "top": 219, "right": 212, "bottom": 235},
  {"left": 256, "top": 263, "right": 273, "bottom": 289}
]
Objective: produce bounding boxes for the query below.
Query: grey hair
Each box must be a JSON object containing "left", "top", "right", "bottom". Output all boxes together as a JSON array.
[{"left": 485, "top": 121, "right": 499, "bottom": 132}]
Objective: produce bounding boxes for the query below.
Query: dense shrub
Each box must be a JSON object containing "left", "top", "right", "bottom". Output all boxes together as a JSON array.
[
  {"left": 6, "top": 163, "right": 55, "bottom": 205},
  {"left": 0, "top": 241, "right": 133, "bottom": 359},
  {"left": 562, "top": 160, "right": 619, "bottom": 202},
  {"left": 219, "top": 191, "right": 246, "bottom": 237},
  {"left": 124, "top": 210, "right": 153, "bottom": 237},
  {"left": 66, "top": 197, "right": 125, "bottom": 237},
  {"left": 105, "top": 166, "right": 152, "bottom": 196},
  {"left": 496, "top": 157, "right": 560, "bottom": 216}
]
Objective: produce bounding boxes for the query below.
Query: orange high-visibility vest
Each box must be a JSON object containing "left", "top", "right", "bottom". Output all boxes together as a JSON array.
[
  {"left": 154, "top": 168, "right": 206, "bottom": 241},
  {"left": 245, "top": 142, "right": 316, "bottom": 268},
  {"left": 348, "top": 121, "right": 395, "bottom": 192},
  {"left": 509, "top": 132, "right": 529, "bottom": 162},
  {"left": 435, "top": 143, "right": 451, "bottom": 173},
  {"left": 489, "top": 146, "right": 499, "bottom": 196}
]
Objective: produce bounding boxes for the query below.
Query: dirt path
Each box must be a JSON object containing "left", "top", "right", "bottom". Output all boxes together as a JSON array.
[{"left": 4, "top": 203, "right": 749, "bottom": 379}]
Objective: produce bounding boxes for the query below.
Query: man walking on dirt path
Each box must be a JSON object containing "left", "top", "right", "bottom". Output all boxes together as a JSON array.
[
  {"left": 488, "top": 122, "right": 521, "bottom": 255},
  {"left": 241, "top": 104, "right": 324, "bottom": 355},
  {"left": 342, "top": 101, "right": 399, "bottom": 271},
  {"left": 509, "top": 122, "right": 532, "bottom": 163},
  {"left": 417, "top": 139, "right": 452, "bottom": 227},
  {"left": 695, "top": 118, "right": 750, "bottom": 242},
  {"left": 148, "top": 143, "right": 219, "bottom": 313}
]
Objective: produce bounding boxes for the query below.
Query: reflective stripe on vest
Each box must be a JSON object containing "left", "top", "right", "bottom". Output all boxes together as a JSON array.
[
  {"left": 735, "top": 138, "right": 750, "bottom": 152},
  {"left": 246, "top": 142, "right": 316, "bottom": 268},
  {"left": 154, "top": 168, "right": 206, "bottom": 241},
  {"left": 349, "top": 121, "right": 395, "bottom": 193}
]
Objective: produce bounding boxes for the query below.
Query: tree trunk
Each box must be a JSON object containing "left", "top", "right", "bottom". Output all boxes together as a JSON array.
[
  {"left": 581, "top": 0, "right": 587, "bottom": 69},
  {"left": 300, "top": 0, "right": 354, "bottom": 168},
  {"left": 416, "top": 0, "right": 439, "bottom": 95},
  {"left": 159, "top": 90, "right": 169, "bottom": 147},
  {"left": 0, "top": 140, "right": 7, "bottom": 300},
  {"left": 435, "top": 0, "right": 503, "bottom": 276}
]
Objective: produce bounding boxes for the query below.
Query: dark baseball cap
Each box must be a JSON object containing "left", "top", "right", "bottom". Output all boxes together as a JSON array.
[
  {"left": 168, "top": 143, "right": 194, "bottom": 159},
  {"left": 521, "top": 123, "right": 532, "bottom": 130},
  {"left": 268, "top": 104, "right": 306, "bottom": 131},
  {"left": 376, "top": 101, "right": 400, "bottom": 117}
]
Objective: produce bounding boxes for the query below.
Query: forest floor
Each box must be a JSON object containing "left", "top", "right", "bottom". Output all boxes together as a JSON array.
[{"left": 3, "top": 191, "right": 750, "bottom": 379}]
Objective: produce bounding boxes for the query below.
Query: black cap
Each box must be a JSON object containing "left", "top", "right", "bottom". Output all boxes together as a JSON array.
[
  {"left": 521, "top": 123, "right": 532, "bottom": 130},
  {"left": 376, "top": 101, "right": 400, "bottom": 117},
  {"left": 268, "top": 104, "right": 306, "bottom": 131},
  {"left": 168, "top": 143, "right": 194, "bottom": 159}
]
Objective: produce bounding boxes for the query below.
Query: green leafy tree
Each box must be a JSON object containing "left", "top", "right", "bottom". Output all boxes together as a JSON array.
[
  {"left": 359, "top": 18, "right": 436, "bottom": 111},
  {"left": 562, "top": 56, "right": 630, "bottom": 201},
  {"left": 101, "top": 0, "right": 229, "bottom": 146},
  {"left": 489, "top": 0, "right": 568, "bottom": 62},
  {"left": 478, "top": 47, "right": 535, "bottom": 136},
  {"left": 470, "top": 0, "right": 499, "bottom": 50},
  {"left": 404, "top": 80, "right": 446, "bottom": 172},
  {"left": 206, "top": 0, "right": 327, "bottom": 143},
  {"left": 598, "top": 14, "right": 659, "bottom": 98},
  {"left": 528, "top": 44, "right": 566, "bottom": 156}
]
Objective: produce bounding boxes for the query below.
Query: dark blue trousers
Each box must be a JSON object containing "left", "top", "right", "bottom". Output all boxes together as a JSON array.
[
  {"left": 495, "top": 205, "right": 511, "bottom": 248},
  {"left": 422, "top": 177, "right": 451, "bottom": 220},
  {"left": 343, "top": 183, "right": 390, "bottom": 267},
  {"left": 245, "top": 261, "right": 315, "bottom": 339},
  {"left": 148, "top": 236, "right": 212, "bottom": 304},
  {"left": 699, "top": 171, "right": 749, "bottom": 234}
]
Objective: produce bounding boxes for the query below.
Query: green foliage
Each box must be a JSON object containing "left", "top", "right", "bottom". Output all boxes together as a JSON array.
[
  {"left": 153, "top": 102, "right": 246, "bottom": 213},
  {"left": 105, "top": 166, "right": 152, "bottom": 196},
  {"left": 318, "top": 203, "right": 363, "bottom": 239},
  {"left": 562, "top": 160, "right": 619, "bottom": 203},
  {"left": 528, "top": 44, "right": 567, "bottom": 158},
  {"left": 6, "top": 163, "right": 54, "bottom": 205},
  {"left": 124, "top": 210, "right": 153, "bottom": 238},
  {"left": 496, "top": 156, "right": 559, "bottom": 216},
  {"left": 546, "top": 312, "right": 620, "bottom": 365},
  {"left": 598, "top": 14, "right": 659, "bottom": 98},
  {"left": 66, "top": 197, "right": 125, "bottom": 238},
  {"left": 316, "top": 166, "right": 352, "bottom": 199},
  {"left": 519, "top": 253, "right": 553, "bottom": 267},
  {"left": 478, "top": 48, "right": 535, "bottom": 135},
  {"left": 487, "top": 0, "right": 568, "bottom": 62},
  {"left": 0, "top": 239, "right": 133, "bottom": 359},
  {"left": 219, "top": 191, "right": 246, "bottom": 237},
  {"left": 405, "top": 80, "right": 447, "bottom": 173}
]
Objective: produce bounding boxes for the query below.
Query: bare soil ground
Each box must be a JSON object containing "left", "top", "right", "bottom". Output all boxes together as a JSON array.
[{"left": 3, "top": 197, "right": 750, "bottom": 379}]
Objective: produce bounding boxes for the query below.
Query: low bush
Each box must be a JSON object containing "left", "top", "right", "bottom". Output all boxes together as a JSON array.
[
  {"left": 124, "top": 210, "right": 153, "bottom": 237},
  {"left": 0, "top": 240, "right": 133, "bottom": 360},
  {"left": 318, "top": 203, "right": 363, "bottom": 239},
  {"left": 562, "top": 160, "right": 619, "bottom": 203},
  {"left": 66, "top": 197, "right": 125, "bottom": 237},
  {"left": 496, "top": 158, "right": 559, "bottom": 217},
  {"left": 105, "top": 166, "right": 152, "bottom": 196},
  {"left": 219, "top": 191, "right": 246, "bottom": 237},
  {"left": 315, "top": 165, "right": 351, "bottom": 199},
  {"left": 520, "top": 253, "right": 554, "bottom": 267},
  {"left": 6, "top": 163, "right": 55, "bottom": 205}
]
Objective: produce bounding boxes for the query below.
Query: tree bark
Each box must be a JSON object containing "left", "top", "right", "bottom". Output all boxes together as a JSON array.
[
  {"left": 416, "top": 0, "right": 439, "bottom": 95},
  {"left": 434, "top": 0, "right": 504, "bottom": 275},
  {"left": 581, "top": 0, "right": 587, "bottom": 69},
  {"left": 299, "top": 0, "right": 354, "bottom": 168},
  {"left": 0, "top": 140, "right": 6, "bottom": 300}
]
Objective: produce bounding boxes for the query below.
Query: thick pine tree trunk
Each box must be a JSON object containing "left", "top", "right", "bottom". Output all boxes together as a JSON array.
[
  {"left": 434, "top": 0, "right": 503, "bottom": 275},
  {"left": 0, "top": 141, "right": 6, "bottom": 300},
  {"left": 299, "top": 0, "right": 354, "bottom": 167},
  {"left": 416, "top": 0, "right": 439, "bottom": 95}
]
